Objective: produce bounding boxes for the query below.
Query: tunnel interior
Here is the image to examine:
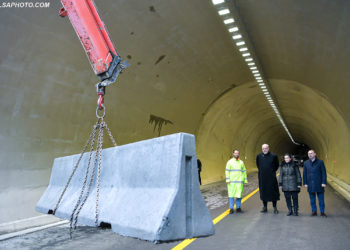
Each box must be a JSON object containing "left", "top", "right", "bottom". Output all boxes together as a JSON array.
[
  {"left": 196, "top": 79, "right": 350, "bottom": 184},
  {"left": 0, "top": 0, "right": 350, "bottom": 223}
]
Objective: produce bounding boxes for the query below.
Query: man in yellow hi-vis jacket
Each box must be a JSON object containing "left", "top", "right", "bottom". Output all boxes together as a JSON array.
[{"left": 226, "top": 149, "right": 248, "bottom": 214}]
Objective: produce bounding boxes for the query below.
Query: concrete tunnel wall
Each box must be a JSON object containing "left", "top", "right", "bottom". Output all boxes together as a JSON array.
[
  {"left": 0, "top": 0, "right": 350, "bottom": 223},
  {"left": 196, "top": 79, "right": 350, "bottom": 184}
]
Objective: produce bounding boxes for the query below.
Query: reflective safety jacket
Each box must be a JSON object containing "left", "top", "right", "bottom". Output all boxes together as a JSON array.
[{"left": 225, "top": 158, "right": 248, "bottom": 198}]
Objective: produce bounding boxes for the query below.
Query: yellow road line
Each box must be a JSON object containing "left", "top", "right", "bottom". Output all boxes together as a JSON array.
[
  {"left": 171, "top": 186, "right": 260, "bottom": 250},
  {"left": 171, "top": 238, "right": 197, "bottom": 250},
  {"left": 172, "top": 172, "right": 280, "bottom": 250}
]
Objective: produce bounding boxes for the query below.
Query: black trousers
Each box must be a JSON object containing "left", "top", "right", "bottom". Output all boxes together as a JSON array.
[
  {"left": 263, "top": 200, "right": 277, "bottom": 207},
  {"left": 284, "top": 191, "right": 299, "bottom": 209}
]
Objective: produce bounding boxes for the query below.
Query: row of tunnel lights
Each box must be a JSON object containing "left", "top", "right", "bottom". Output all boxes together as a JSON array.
[{"left": 212, "top": 0, "right": 299, "bottom": 145}]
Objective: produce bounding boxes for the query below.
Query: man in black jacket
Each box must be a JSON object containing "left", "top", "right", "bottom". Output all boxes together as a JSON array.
[{"left": 256, "top": 144, "right": 280, "bottom": 214}]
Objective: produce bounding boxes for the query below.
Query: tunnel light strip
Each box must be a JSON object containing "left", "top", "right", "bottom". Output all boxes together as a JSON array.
[
  {"left": 229, "top": 27, "right": 239, "bottom": 32},
  {"left": 212, "top": 0, "right": 299, "bottom": 145},
  {"left": 218, "top": 9, "right": 230, "bottom": 15},
  {"left": 224, "top": 18, "right": 234, "bottom": 24},
  {"left": 232, "top": 34, "right": 242, "bottom": 39},
  {"left": 212, "top": 0, "right": 225, "bottom": 4}
]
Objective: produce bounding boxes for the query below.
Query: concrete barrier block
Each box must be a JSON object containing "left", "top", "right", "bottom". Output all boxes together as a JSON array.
[{"left": 36, "top": 133, "right": 215, "bottom": 242}]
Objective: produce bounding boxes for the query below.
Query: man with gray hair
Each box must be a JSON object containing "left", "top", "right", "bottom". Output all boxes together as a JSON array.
[{"left": 256, "top": 144, "right": 280, "bottom": 214}]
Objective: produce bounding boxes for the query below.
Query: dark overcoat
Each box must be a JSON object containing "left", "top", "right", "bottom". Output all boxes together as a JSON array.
[
  {"left": 256, "top": 152, "right": 280, "bottom": 201},
  {"left": 303, "top": 158, "right": 327, "bottom": 193}
]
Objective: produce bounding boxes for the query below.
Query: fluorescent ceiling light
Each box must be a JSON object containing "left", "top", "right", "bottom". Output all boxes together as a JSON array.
[
  {"left": 257, "top": 80, "right": 263, "bottom": 82},
  {"left": 252, "top": 70, "right": 259, "bottom": 73},
  {"left": 250, "top": 66, "right": 257, "bottom": 70},
  {"left": 255, "top": 77, "right": 262, "bottom": 80},
  {"left": 242, "top": 53, "right": 250, "bottom": 57},
  {"left": 232, "top": 34, "right": 242, "bottom": 39},
  {"left": 212, "top": 0, "right": 225, "bottom": 5},
  {"left": 254, "top": 73, "right": 260, "bottom": 77},
  {"left": 248, "top": 62, "right": 255, "bottom": 66},
  {"left": 218, "top": 9, "right": 230, "bottom": 15},
  {"left": 236, "top": 41, "right": 245, "bottom": 46},
  {"left": 259, "top": 83, "right": 265, "bottom": 86},
  {"left": 245, "top": 58, "right": 253, "bottom": 62},
  {"left": 224, "top": 18, "right": 235, "bottom": 24},
  {"left": 224, "top": 18, "right": 234, "bottom": 24},
  {"left": 228, "top": 27, "right": 239, "bottom": 32},
  {"left": 239, "top": 47, "right": 248, "bottom": 52}
]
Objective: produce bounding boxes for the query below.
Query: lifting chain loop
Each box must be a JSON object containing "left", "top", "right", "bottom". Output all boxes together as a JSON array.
[
  {"left": 52, "top": 119, "right": 100, "bottom": 216},
  {"left": 96, "top": 106, "right": 106, "bottom": 119},
  {"left": 52, "top": 92, "right": 118, "bottom": 238}
]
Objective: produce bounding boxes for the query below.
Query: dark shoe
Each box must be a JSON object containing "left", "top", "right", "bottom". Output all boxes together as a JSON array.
[
  {"left": 320, "top": 212, "right": 327, "bottom": 217},
  {"left": 229, "top": 209, "right": 234, "bottom": 214},
  {"left": 274, "top": 207, "right": 279, "bottom": 214},
  {"left": 311, "top": 211, "right": 317, "bottom": 216},
  {"left": 287, "top": 210, "right": 293, "bottom": 216},
  {"left": 294, "top": 207, "right": 299, "bottom": 216},
  {"left": 260, "top": 206, "right": 267, "bottom": 213},
  {"left": 236, "top": 208, "right": 242, "bottom": 213}
]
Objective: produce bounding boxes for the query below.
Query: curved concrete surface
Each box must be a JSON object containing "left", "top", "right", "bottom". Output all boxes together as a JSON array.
[
  {"left": 197, "top": 79, "right": 350, "bottom": 184},
  {"left": 0, "top": 0, "right": 349, "bottom": 224}
]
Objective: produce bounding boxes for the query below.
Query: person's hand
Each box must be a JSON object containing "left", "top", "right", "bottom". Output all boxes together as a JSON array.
[
  {"left": 321, "top": 184, "right": 326, "bottom": 187},
  {"left": 304, "top": 185, "right": 308, "bottom": 188}
]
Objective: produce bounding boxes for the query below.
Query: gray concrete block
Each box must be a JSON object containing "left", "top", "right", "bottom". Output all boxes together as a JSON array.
[{"left": 36, "top": 132, "right": 215, "bottom": 242}]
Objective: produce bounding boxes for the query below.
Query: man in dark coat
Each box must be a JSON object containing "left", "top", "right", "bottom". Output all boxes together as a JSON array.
[
  {"left": 256, "top": 144, "right": 280, "bottom": 214},
  {"left": 197, "top": 159, "right": 202, "bottom": 185},
  {"left": 303, "top": 149, "right": 327, "bottom": 217}
]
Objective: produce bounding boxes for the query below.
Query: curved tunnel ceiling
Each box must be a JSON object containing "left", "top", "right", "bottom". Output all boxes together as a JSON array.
[
  {"left": 0, "top": 0, "right": 349, "bottom": 221},
  {"left": 196, "top": 80, "right": 350, "bottom": 184}
]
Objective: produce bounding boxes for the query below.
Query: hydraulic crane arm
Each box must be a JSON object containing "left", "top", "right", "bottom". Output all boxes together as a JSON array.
[{"left": 59, "top": 0, "right": 128, "bottom": 109}]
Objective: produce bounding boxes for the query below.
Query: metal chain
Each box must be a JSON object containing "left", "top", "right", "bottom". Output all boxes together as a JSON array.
[
  {"left": 104, "top": 121, "right": 117, "bottom": 147},
  {"left": 95, "top": 119, "right": 104, "bottom": 225},
  {"left": 53, "top": 119, "right": 100, "bottom": 215},
  {"left": 71, "top": 123, "right": 101, "bottom": 232},
  {"left": 69, "top": 122, "right": 99, "bottom": 237},
  {"left": 54, "top": 92, "right": 118, "bottom": 238}
]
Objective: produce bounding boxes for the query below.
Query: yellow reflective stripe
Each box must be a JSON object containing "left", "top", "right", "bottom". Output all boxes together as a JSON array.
[
  {"left": 171, "top": 238, "right": 197, "bottom": 250},
  {"left": 171, "top": 186, "right": 260, "bottom": 250}
]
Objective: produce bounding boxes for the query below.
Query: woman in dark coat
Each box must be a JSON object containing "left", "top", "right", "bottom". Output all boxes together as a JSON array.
[{"left": 279, "top": 153, "right": 302, "bottom": 216}]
